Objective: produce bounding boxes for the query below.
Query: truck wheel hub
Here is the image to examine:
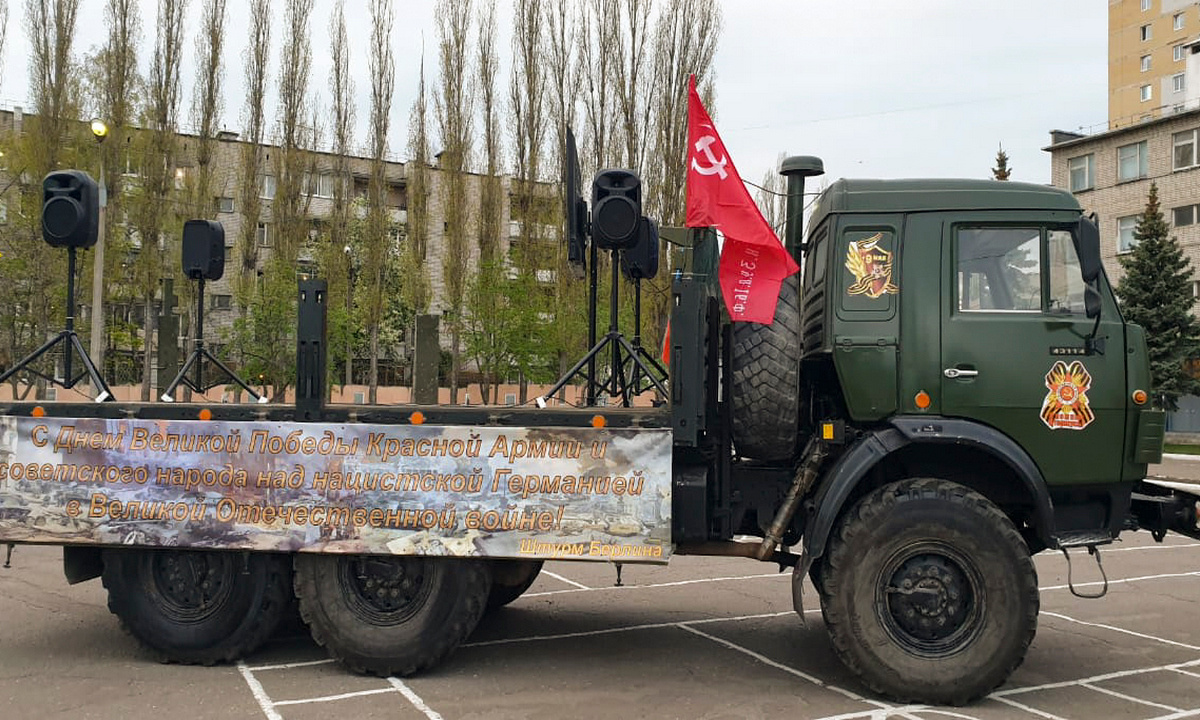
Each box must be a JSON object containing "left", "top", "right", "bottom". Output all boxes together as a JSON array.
[
  {"left": 150, "top": 552, "right": 232, "bottom": 618},
  {"left": 879, "top": 549, "right": 981, "bottom": 655},
  {"left": 341, "top": 556, "right": 433, "bottom": 622}
]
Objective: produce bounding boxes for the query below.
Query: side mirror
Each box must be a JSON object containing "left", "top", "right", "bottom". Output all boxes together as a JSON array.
[
  {"left": 1084, "top": 285, "right": 1101, "bottom": 319},
  {"left": 1076, "top": 215, "right": 1102, "bottom": 283}
]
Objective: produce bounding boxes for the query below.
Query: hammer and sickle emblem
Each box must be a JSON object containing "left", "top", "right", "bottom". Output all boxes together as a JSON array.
[{"left": 691, "top": 135, "right": 728, "bottom": 179}]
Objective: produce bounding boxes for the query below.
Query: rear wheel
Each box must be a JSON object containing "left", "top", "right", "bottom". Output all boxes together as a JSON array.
[
  {"left": 816, "top": 478, "right": 1038, "bottom": 705},
  {"left": 729, "top": 274, "right": 802, "bottom": 461},
  {"left": 487, "top": 560, "right": 543, "bottom": 610},
  {"left": 101, "top": 548, "right": 292, "bottom": 665},
  {"left": 294, "top": 554, "right": 491, "bottom": 676}
]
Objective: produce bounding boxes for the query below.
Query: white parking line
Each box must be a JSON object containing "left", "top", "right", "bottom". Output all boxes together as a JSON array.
[
  {"left": 991, "top": 695, "right": 1067, "bottom": 720},
  {"left": 247, "top": 658, "right": 336, "bottom": 672},
  {"left": 1081, "top": 682, "right": 1182, "bottom": 712},
  {"left": 542, "top": 570, "right": 590, "bottom": 590},
  {"left": 1040, "top": 611, "right": 1200, "bottom": 652},
  {"left": 463, "top": 610, "right": 803, "bottom": 648},
  {"left": 993, "top": 659, "right": 1200, "bottom": 697},
  {"left": 1039, "top": 571, "right": 1200, "bottom": 593},
  {"left": 272, "top": 687, "right": 396, "bottom": 706},
  {"left": 237, "top": 661, "right": 283, "bottom": 720},
  {"left": 523, "top": 571, "right": 783, "bottom": 598},
  {"left": 387, "top": 677, "right": 444, "bottom": 720}
]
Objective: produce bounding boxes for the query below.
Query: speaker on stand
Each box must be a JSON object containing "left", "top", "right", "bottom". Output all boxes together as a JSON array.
[
  {"left": 0, "top": 171, "right": 113, "bottom": 401},
  {"left": 160, "top": 220, "right": 266, "bottom": 403}
]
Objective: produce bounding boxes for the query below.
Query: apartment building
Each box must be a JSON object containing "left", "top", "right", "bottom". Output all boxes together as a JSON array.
[{"left": 1110, "top": 0, "right": 1200, "bottom": 128}]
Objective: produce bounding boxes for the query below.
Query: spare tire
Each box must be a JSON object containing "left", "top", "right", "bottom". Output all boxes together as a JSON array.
[{"left": 730, "top": 274, "right": 802, "bottom": 461}]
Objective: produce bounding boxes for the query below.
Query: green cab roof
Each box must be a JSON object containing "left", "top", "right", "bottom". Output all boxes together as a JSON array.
[{"left": 808, "top": 178, "right": 1081, "bottom": 227}]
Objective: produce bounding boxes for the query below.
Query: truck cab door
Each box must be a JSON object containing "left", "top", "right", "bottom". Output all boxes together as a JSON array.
[{"left": 940, "top": 222, "right": 1127, "bottom": 486}]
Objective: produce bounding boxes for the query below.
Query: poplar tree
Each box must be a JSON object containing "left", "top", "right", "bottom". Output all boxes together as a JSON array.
[
  {"left": 364, "top": 0, "right": 395, "bottom": 404},
  {"left": 324, "top": 0, "right": 357, "bottom": 389},
  {"left": 1116, "top": 183, "right": 1200, "bottom": 410}
]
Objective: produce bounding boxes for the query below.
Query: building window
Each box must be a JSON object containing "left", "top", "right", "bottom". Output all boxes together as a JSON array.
[
  {"left": 1141, "top": 55, "right": 1152, "bottom": 72},
  {"left": 1117, "top": 141, "right": 1149, "bottom": 181},
  {"left": 259, "top": 174, "right": 276, "bottom": 200},
  {"left": 215, "top": 196, "right": 234, "bottom": 214},
  {"left": 1193, "top": 280, "right": 1200, "bottom": 301},
  {"left": 1068, "top": 154, "right": 1094, "bottom": 192},
  {"left": 304, "top": 172, "right": 335, "bottom": 199},
  {"left": 1174, "top": 204, "right": 1197, "bottom": 226},
  {"left": 257, "top": 222, "right": 271, "bottom": 247},
  {"left": 1142, "top": 0, "right": 1152, "bottom": 10},
  {"left": 0, "top": 198, "right": 6, "bottom": 224},
  {"left": 1175, "top": 12, "right": 1185, "bottom": 30},
  {"left": 1174, "top": 73, "right": 1186, "bottom": 93},
  {"left": 211, "top": 294, "right": 233, "bottom": 310},
  {"left": 1175, "top": 44, "right": 1186, "bottom": 62},
  {"left": 1118, "top": 215, "right": 1139, "bottom": 254},
  {"left": 1174, "top": 129, "right": 1198, "bottom": 169},
  {"left": 1140, "top": 84, "right": 1153, "bottom": 102},
  {"left": 1141, "top": 24, "right": 1153, "bottom": 41}
]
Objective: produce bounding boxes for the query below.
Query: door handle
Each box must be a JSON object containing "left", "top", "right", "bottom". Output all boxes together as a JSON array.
[{"left": 943, "top": 367, "right": 979, "bottom": 379}]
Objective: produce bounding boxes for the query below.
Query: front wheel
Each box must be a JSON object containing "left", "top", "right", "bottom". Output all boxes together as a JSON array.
[
  {"left": 487, "top": 560, "right": 543, "bottom": 610},
  {"left": 817, "top": 479, "right": 1038, "bottom": 705},
  {"left": 294, "top": 554, "right": 491, "bottom": 677}
]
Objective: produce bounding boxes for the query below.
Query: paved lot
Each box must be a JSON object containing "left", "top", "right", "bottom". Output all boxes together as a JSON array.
[{"left": 1, "top": 526, "right": 1199, "bottom": 720}]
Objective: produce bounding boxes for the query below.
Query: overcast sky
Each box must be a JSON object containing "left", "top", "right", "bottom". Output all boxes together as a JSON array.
[{"left": 0, "top": 0, "right": 1107, "bottom": 187}]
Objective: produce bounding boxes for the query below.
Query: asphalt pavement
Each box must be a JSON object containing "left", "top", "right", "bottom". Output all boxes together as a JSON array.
[{"left": 2, "top": 526, "right": 1199, "bottom": 719}]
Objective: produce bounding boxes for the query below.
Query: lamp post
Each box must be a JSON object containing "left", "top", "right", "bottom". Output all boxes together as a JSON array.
[
  {"left": 88, "top": 119, "right": 109, "bottom": 377},
  {"left": 344, "top": 244, "right": 354, "bottom": 388}
]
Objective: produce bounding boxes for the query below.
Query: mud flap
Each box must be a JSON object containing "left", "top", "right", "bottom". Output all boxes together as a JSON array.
[{"left": 791, "top": 549, "right": 814, "bottom": 625}]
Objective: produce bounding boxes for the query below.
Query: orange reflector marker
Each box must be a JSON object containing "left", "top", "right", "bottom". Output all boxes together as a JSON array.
[
  {"left": 915, "top": 391, "right": 932, "bottom": 410},
  {"left": 591, "top": 415, "right": 607, "bottom": 429},
  {"left": 198, "top": 408, "right": 213, "bottom": 421},
  {"left": 31, "top": 406, "right": 46, "bottom": 418},
  {"left": 410, "top": 411, "right": 426, "bottom": 425},
  {"left": 1132, "top": 389, "right": 1148, "bottom": 405}
]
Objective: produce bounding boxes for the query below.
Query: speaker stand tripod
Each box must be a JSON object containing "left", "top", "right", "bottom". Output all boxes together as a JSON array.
[
  {"left": 538, "top": 251, "right": 667, "bottom": 408},
  {"left": 0, "top": 246, "right": 113, "bottom": 402},
  {"left": 620, "top": 277, "right": 668, "bottom": 397},
  {"left": 161, "top": 276, "right": 266, "bottom": 403}
]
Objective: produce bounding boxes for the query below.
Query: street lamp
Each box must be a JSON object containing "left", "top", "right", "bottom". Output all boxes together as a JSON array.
[
  {"left": 344, "top": 244, "right": 354, "bottom": 388},
  {"left": 89, "top": 118, "right": 110, "bottom": 376}
]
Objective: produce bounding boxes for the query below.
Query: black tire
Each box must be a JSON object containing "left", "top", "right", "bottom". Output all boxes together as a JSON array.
[
  {"left": 729, "top": 274, "right": 802, "bottom": 461},
  {"left": 294, "top": 554, "right": 491, "bottom": 677},
  {"left": 817, "top": 479, "right": 1038, "bottom": 705},
  {"left": 101, "top": 548, "right": 292, "bottom": 665},
  {"left": 487, "top": 560, "right": 543, "bottom": 610}
]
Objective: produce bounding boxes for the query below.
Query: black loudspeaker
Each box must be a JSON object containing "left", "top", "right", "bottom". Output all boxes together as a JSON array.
[
  {"left": 620, "top": 217, "right": 659, "bottom": 281},
  {"left": 564, "top": 128, "right": 588, "bottom": 273},
  {"left": 591, "top": 169, "right": 641, "bottom": 250},
  {"left": 182, "top": 219, "right": 226, "bottom": 281},
  {"left": 42, "top": 170, "right": 99, "bottom": 249}
]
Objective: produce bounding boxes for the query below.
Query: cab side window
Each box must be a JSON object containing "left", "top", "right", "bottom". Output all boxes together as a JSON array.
[
  {"left": 957, "top": 228, "right": 1040, "bottom": 312},
  {"left": 1047, "top": 230, "right": 1087, "bottom": 314}
]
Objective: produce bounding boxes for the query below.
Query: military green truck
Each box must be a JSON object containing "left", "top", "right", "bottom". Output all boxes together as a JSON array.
[{"left": 0, "top": 159, "right": 1192, "bottom": 707}]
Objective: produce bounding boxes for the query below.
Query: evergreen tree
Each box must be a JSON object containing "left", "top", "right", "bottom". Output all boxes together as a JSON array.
[
  {"left": 992, "top": 144, "right": 1011, "bottom": 180},
  {"left": 1115, "top": 182, "right": 1200, "bottom": 410}
]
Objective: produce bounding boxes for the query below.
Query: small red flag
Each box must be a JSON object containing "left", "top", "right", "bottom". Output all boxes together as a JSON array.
[{"left": 685, "top": 76, "right": 798, "bottom": 323}]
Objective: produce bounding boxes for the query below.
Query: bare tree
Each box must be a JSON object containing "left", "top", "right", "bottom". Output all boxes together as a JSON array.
[
  {"left": 402, "top": 50, "right": 431, "bottom": 314},
  {"left": 328, "top": 0, "right": 356, "bottom": 387},
  {"left": 508, "top": 0, "right": 544, "bottom": 260},
  {"left": 129, "top": 0, "right": 187, "bottom": 401},
  {"left": 435, "top": 0, "right": 474, "bottom": 403},
  {"left": 576, "top": 0, "right": 618, "bottom": 174},
  {"left": 0, "top": 1, "right": 9, "bottom": 77},
  {"left": 476, "top": 0, "right": 501, "bottom": 264},
  {"left": 613, "top": 0, "right": 655, "bottom": 173},
  {"left": 190, "top": 0, "right": 226, "bottom": 214},
  {"left": 363, "top": 0, "right": 395, "bottom": 404},
  {"left": 648, "top": 0, "right": 720, "bottom": 226},
  {"left": 24, "top": 0, "right": 81, "bottom": 171},
  {"left": 3, "top": 0, "right": 80, "bottom": 400},
  {"left": 234, "top": 0, "right": 270, "bottom": 311},
  {"left": 273, "top": 0, "right": 314, "bottom": 263}
]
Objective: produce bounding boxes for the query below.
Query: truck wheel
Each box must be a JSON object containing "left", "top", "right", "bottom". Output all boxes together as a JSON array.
[
  {"left": 487, "top": 560, "right": 543, "bottom": 610},
  {"left": 294, "top": 554, "right": 490, "bottom": 676},
  {"left": 729, "top": 274, "right": 801, "bottom": 461},
  {"left": 817, "top": 479, "right": 1038, "bottom": 705},
  {"left": 101, "top": 549, "right": 292, "bottom": 665}
]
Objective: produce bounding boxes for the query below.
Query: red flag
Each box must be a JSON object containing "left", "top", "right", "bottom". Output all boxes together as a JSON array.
[{"left": 685, "top": 75, "right": 798, "bottom": 324}]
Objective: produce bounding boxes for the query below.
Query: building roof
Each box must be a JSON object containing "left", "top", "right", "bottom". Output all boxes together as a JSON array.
[
  {"left": 1044, "top": 106, "right": 1200, "bottom": 153},
  {"left": 810, "top": 178, "right": 1080, "bottom": 223}
]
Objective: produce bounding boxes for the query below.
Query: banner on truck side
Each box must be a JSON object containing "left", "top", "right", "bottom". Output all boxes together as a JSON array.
[{"left": 0, "top": 418, "right": 674, "bottom": 563}]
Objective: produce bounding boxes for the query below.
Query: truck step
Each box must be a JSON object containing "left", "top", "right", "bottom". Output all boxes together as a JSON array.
[{"left": 1055, "top": 530, "right": 1114, "bottom": 549}]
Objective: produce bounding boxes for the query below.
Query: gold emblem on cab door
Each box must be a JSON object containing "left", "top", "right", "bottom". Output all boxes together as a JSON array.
[
  {"left": 845, "top": 233, "right": 899, "bottom": 299},
  {"left": 1040, "top": 361, "right": 1094, "bottom": 430}
]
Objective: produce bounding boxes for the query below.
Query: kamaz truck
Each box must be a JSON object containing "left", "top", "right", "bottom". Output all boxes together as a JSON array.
[{"left": 0, "top": 157, "right": 1193, "bottom": 706}]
